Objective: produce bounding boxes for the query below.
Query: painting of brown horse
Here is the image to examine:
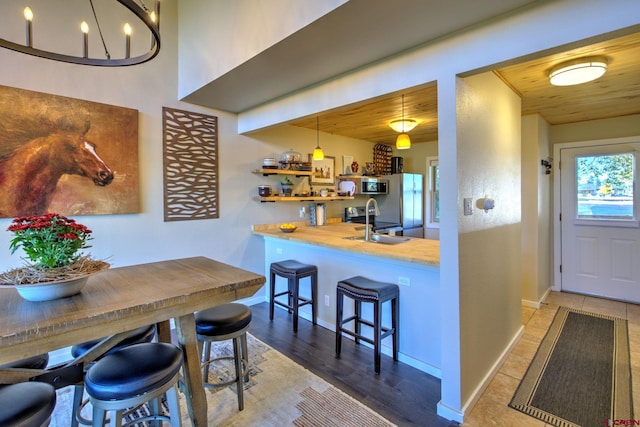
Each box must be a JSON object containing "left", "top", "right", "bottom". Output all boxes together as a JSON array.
[
  {"left": 0, "top": 85, "right": 139, "bottom": 217},
  {"left": 0, "top": 121, "right": 114, "bottom": 217}
]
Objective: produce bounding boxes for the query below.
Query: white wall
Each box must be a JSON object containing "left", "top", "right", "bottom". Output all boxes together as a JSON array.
[
  {"left": 550, "top": 114, "right": 640, "bottom": 144},
  {"left": 456, "top": 71, "right": 522, "bottom": 409},
  {"left": 178, "top": 0, "right": 347, "bottom": 100},
  {"left": 521, "top": 114, "right": 552, "bottom": 305}
]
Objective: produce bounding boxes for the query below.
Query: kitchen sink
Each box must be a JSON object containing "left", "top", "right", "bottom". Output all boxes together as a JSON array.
[
  {"left": 342, "top": 234, "right": 410, "bottom": 245},
  {"left": 343, "top": 235, "right": 366, "bottom": 241}
]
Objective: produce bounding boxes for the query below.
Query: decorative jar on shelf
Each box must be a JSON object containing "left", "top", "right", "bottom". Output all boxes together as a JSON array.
[{"left": 280, "top": 177, "right": 294, "bottom": 196}]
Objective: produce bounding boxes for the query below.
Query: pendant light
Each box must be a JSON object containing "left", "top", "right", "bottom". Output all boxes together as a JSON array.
[
  {"left": 394, "top": 94, "right": 411, "bottom": 150},
  {"left": 312, "top": 116, "right": 325, "bottom": 160}
]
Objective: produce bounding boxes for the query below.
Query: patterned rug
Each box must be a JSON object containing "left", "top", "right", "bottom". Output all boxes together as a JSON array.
[
  {"left": 49, "top": 333, "right": 396, "bottom": 426},
  {"left": 509, "top": 307, "right": 633, "bottom": 427}
]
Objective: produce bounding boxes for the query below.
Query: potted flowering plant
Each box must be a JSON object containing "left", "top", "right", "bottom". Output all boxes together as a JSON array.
[
  {"left": 8, "top": 213, "right": 93, "bottom": 268},
  {"left": 0, "top": 213, "right": 109, "bottom": 301}
]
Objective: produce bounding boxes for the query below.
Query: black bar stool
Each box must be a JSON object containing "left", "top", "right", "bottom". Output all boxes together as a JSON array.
[
  {"left": 195, "top": 303, "right": 252, "bottom": 411},
  {"left": 84, "top": 342, "right": 183, "bottom": 427},
  {"left": 69, "top": 324, "right": 157, "bottom": 427},
  {"left": 0, "top": 382, "right": 57, "bottom": 427},
  {"left": 336, "top": 276, "right": 399, "bottom": 373},
  {"left": 269, "top": 260, "right": 318, "bottom": 332},
  {"left": 0, "top": 353, "right": 49, "bottom": 370}
]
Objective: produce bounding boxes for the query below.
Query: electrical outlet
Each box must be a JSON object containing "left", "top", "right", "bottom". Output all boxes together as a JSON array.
[
  {"left": 324, "top": 295, "right": 330, "bottom": 306},
  {"left": 398, "top": 276, "right": 411, "bottom": 287},
  {"left": 464, "top": 198, "right": 473, "bottom": 216},
  {"left": 299, "top": 206, "right": 306, "bottom": 218}
]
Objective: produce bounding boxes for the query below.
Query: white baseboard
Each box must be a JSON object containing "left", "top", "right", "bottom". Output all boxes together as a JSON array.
[
  {"left": 454, "top": 324, "right": 525, "bottom": 424},
  {"left": 437, "top": 400, "right": 464, "bottom": 423},
  {"left": 522, "top": 287, "right": 552, "bottom": 308}
]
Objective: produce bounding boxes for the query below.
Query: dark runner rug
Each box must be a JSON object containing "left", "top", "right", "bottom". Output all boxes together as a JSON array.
[{"left": 509, "top": 306, "right": 633, "bottom": 427}]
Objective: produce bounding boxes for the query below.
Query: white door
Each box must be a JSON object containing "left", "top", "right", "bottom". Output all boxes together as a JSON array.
[{"left": 560, "top": 141, "right": 640, "bottom": 303}]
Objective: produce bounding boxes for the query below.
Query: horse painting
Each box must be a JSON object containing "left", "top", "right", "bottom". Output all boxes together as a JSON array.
[{"left": 0, "top": 121, "right": 114, "bottom": 217}]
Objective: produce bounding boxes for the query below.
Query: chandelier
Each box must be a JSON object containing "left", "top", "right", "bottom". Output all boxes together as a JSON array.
[{"left": 0, "top": 0, "right": 160, "bottom": 66}]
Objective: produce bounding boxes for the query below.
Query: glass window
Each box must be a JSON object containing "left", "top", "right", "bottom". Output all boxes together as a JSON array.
[{"left": 576, "top": 153, "right": 634, "bottom": 220}]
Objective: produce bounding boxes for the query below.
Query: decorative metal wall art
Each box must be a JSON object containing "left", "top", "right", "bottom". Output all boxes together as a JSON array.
[{"left": 162, "top": 107, "right": 219, "bottom": 221}]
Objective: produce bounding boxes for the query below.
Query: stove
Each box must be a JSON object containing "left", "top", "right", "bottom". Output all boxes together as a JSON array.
[{"left": 344, "top": 206, "right": 403, "bottom": 235}]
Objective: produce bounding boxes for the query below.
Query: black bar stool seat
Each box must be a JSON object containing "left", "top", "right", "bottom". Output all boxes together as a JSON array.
[
  {"left": 336, "top": 276, "right": 399, "bottom": 374},
  {"left": 84, "top": 342, "right": 182, "bottom": 426},
  {"left": 269, "top": 260, "right": 318, "bottom": 332},
  {"left": 0, "top": 382, "right": 56, "bottom": 427},
  {"left": 195, "top": 303, "right": 252, "bottom": 411}
]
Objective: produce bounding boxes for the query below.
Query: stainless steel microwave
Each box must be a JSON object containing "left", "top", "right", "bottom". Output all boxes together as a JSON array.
[{"left": 356, "top": 177, "right": 389, "bottom": 195}]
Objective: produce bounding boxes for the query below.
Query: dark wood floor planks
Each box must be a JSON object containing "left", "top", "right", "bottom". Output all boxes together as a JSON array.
[{"left": 248, "top": 302, "right": 459, "bottom": 426}]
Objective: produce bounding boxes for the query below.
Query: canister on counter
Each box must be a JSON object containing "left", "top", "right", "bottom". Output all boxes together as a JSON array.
[{"left": 309, "top": 202, "right": 326, "bottom": 226}]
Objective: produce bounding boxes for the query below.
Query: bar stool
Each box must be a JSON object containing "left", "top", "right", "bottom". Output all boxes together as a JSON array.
[
  {"left": 84, "top": 342, "right": 182, "bottom": 427},
  {"left": 335, "top": 276, "right": 399, "bottom": 374},
  {"left": 0, "top": 353, "right": 49, "bottom": 370},
  {"left": 0, "top": 382, "right": 57, "bottom": 427},
  {"left": 70, "top": 324, "right": 157, "bottom": 427},
  {"left": 195, "top": 303, "right": 252, "bottom": 411},
  {"left": 269, "top": 260, "right": 318, "bottom": 332}
]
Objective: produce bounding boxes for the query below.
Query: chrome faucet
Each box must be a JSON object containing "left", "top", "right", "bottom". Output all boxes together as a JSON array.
[{"left": 365, "top": 197, "right": 380, "bottom": 241}]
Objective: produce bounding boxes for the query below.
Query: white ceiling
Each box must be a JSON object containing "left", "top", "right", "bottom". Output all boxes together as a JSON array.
[{"left": 181, "top": 0, "right": 539, "bottom": 113}]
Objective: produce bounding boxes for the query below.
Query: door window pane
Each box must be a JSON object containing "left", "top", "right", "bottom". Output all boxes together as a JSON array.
[{"left": 576, "top": 153, "right": 634, "bottom": 220}]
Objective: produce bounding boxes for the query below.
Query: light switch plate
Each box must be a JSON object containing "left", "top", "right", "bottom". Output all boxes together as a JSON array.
[{"left": 464, "top": 198, "right": 473, "bottom": 215}]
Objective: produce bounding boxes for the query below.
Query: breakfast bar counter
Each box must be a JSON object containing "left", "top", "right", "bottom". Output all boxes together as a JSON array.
[
  {"left": 252, "top": 221, "right": 440, "bottom": 266},
  {"left": 253, "top": 221, "right": 442, "bottom": 377}
]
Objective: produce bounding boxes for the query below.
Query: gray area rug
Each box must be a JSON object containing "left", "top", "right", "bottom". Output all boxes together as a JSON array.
[
  {"left": 509, "top": 306, "right": 633, "bottom": 427},
  {"left": 50, "top": 333, "right": 396, "bottom": 426}
]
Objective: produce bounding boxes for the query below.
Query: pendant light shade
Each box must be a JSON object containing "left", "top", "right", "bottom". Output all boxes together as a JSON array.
[
  {"left": 312, "top": 116, "right": 324, "bottom": 160},
  {"left": 389, "top": 119, "right": 417, "bottom": 133},
  {"left": 396, "top": 133, "right": 411, "bottom": 150},
  {"left": 549, "top": 56, "right": 608, "bottom": 86},
  {"left": 394, "top": 94, "right": 412, "bottom": 150}
]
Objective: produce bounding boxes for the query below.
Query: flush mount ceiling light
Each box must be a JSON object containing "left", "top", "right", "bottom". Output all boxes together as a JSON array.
[
  {"left": 391, "top": 94, "right": 414, "bottom": 150},
  {"left": 548, "top": 56, "right": 608, "bottom": 86},
  {"left": 0, "top": 0, "right": 160, "bottom": 66},
  {"left": 312, "top": 116, "right": 325, "bottom": 161}
]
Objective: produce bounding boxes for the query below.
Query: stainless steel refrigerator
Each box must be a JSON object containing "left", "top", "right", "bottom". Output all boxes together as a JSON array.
[{"left": 376, "top": 173, "right": 424, "bottom": 238}]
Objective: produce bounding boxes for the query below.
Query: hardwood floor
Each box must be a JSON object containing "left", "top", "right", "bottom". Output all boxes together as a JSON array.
[{"left": 248, "top": 302, "right": 458, "bottom": 426}]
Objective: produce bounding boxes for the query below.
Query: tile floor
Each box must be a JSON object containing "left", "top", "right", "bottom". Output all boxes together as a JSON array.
[{"left": 462, "top": 291, "right": 640, "bottom": 426}]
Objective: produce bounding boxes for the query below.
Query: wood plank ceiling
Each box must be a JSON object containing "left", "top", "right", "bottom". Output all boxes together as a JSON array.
[{"left": 287, "top": 32, "right": 640, "bottom": 145}]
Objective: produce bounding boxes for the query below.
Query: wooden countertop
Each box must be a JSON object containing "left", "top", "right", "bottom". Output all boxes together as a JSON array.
[{"left": 252, "top": 221, "right": 440, "bottom": 267}]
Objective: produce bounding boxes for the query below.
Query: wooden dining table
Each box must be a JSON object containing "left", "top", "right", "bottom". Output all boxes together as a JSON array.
[{"left": 0, "top": 256, "right": 265, "bottom": 426}]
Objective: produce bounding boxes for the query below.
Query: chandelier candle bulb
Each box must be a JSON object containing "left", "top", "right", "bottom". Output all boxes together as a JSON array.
[
  {"left": 124, "top": 23, "right": 131, "bottom": 59},
  {"left": 24, "top": 7, "right": 33, "bottom": 47},
  {"left": 150, "top": 1, "right": 159, "bottom": 48},
  {"left": 81, "top": 21, "right": 89, "bottom": 58}
]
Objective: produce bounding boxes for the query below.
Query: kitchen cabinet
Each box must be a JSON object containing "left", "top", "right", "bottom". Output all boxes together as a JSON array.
[{"left": 252, "top": 169, "right": 354, "bottom": 202}]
